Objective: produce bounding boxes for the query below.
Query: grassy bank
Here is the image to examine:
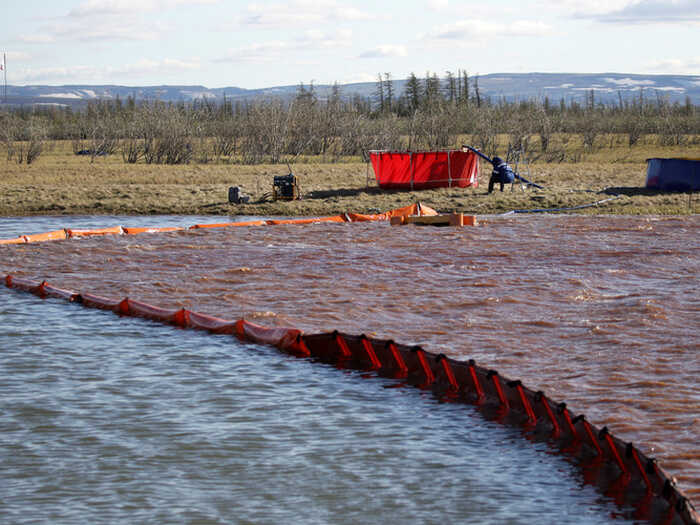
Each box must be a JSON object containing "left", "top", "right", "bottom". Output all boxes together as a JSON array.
[{"left": 1, "top": 138, "right": 698, "bottom": 217}]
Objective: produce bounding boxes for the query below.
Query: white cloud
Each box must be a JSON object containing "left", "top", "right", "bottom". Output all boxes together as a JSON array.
[
  {"left": 19, "top": 65, "right": 97, "bottom": 83},
  {"left": 161, "top": 58, "right": 200, "bottom": 70},
  {"left": 645, "top": 57, "right": 700, "bottom": 74},
  {"left": 18, "top": 0, "right": 216, "bottom": 44},
  {"left": 68, "top": 0, "right": 219, "bottom": 17},
  {"left": 2, "top": 51, "right": 33, "bottom": 62},
  {"left": 358, "top": 45, "right": 408, "bottom": 58},
  {"left": 426, "top": 19, "right": 553, "bottom": 41},
  {"left": 17, "top": 34, "right": 56, "bottom": 44},
  {"left": 331, "top": 6, "right": 372, "bottom": 21},
  {"left": 19, "top": 16, "right": 164, "bottom": 43},
  {"left": 570, "top": 0, "right": 700, "bottom": 24},
  {"left": 13, "top": 58, "right": 201, "bottom": 84},
  {"left": 71, "top": 21, "right": 162, "bottom": 42},
  {"left": 296, "top": 29, "right": 353, "bottom": 49},
  {"left": 215, "top": 41, "right": 290, "bottom": 63},
  {"left": 214, "top": 30, "right": 352, "bottom": 65},
  {"left": 68, "top": 0, "right": 159, "bottom": 16},
  {"left": 536, "top": 0, "right": 636, "bottom": 15},
  {"left": 240, "top": 0, "right": 370, "bottom": 28},
  {"left": 428, "top": 0, "right": 449, "bottom": 10}
]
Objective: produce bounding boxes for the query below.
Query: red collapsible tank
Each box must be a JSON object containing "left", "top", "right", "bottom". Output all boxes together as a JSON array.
[{"left": 370, "top": 149, "right": 479, "bottom": 190}]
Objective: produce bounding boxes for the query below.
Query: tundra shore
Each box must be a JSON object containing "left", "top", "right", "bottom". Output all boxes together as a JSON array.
[{"left": 1, "top": 139, "right": 697, "bottom": 217}]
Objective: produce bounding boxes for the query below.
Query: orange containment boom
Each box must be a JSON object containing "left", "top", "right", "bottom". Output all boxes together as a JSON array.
[
  {"left": 3, "top": 273, "right": 697, "bottom": 525},
  {"left": 0, "top": 202, "right": 438, "bottom": 244},
  {"left": 1, "top": 202, "right": 446, "bottom": 246},
  {"left": 23, "top": 229, "right": 68, "bottom": 243},
  {"left": 66, "top": 226, "right": 124, "bottom": 238},
  {"left": 0, "top": 237, "right": 27, "bottom": 245},
  {"left": 123, "top": 226, "right": 184, "bottom": 235}
]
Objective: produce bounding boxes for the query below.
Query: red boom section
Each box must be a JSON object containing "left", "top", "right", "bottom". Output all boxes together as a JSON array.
[{"left": 370, "top": 150, "right": 479, "bottom": 190}]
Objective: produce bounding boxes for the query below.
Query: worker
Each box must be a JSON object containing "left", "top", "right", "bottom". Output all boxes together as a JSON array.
[{"left": 488, "top": 156, "right": 515, "bottom": 193}]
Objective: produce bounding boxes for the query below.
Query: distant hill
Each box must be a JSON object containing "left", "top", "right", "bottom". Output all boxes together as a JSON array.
[{"left": 2, "top": 72, "right": 699, "bottom": 108}]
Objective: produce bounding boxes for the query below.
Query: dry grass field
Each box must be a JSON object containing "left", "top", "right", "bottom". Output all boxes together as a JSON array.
[{"left": 1, "top": 136, "right": 698, "bottom": 217}]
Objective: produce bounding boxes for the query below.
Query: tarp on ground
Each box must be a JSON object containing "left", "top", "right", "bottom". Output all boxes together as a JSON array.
[
  {"left": 646, "top": 158, "right": 700, "bottom": 191},
  {"left": 370, "top": 150, "right": 479, "bottom": 190}
]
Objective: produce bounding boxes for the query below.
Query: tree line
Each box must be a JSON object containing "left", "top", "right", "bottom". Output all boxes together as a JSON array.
[{"left": 1, "top": 70, "right": 698, "bottom": 165}]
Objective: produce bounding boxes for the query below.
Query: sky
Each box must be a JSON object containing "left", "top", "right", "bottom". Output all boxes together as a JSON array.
[{"left": 2, "top": 0, "right": 699, "bottom": 88}]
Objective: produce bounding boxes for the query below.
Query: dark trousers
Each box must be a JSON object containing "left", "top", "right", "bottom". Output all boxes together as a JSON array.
[{"left": 488, "top": 175, "right": 505, "bottom": 193}]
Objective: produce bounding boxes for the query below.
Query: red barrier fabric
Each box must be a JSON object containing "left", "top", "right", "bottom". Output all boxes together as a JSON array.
[
  {"left": 42, "top": 283, "right": 79, "bottom": 301},
  {"left": 4, "top": 274, "right": 699, "bottom": 525},
  {"left": 120, "top": 298, "right": 187, "bottom": 324},
  {"left": 235, "top": 319, "right": 303, "bottom": 351},
  {"left": 370, "top": 150, "right": 479, "bottom": 190},
  {"left": 80, "top": 293, "right": 123, "bottom": 311},
  {"left": 5, "top": 276, "right": 78, "bottom": 301},
  {"left": 186, "top": 311, "right": 239, "bottom": 334},
  {"left": 5, "top": 275, "right": 41, "bottom": 292}
]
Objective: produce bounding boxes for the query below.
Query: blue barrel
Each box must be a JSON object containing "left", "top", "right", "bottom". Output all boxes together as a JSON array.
[{"left": 646, "top": 158, "right": 700, "bottom": 191}]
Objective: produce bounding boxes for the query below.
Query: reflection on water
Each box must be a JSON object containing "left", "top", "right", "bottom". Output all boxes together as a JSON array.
[
  {"left": 1, "top": 213, "right": 698, "bottom": 510},
  {"left": 0, "top": 291, "right": 633, "bottom": 524}
]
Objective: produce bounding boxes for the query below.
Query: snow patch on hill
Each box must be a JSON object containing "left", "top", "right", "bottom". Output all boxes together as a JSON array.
[{"left": 39, "top": 92, "right": 83, "bottom": 99}]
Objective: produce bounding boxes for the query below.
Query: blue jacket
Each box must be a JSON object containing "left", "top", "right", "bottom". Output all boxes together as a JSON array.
[{"left": 492, "top": 159, "right": 515, "bottom": 184}]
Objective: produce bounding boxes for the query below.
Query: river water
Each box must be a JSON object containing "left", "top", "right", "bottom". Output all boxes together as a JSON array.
[{"left": 1, "top": 214, "right": 698, "bottom": 521}]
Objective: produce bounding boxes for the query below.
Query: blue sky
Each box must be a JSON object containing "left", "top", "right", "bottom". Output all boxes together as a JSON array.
[{"left": 3, "top": 0, "right": 699, "bottom": 88}]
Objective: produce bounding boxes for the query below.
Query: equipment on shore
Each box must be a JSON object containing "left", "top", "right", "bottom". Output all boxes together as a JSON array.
[
  {"left": 646, "top": 157, "right": 700, "bottom": 191},
  {"left": 273, "top": 174, "right": 300, "bottom": 201},
  {"left": 463, "top": 145, "right": 543, "bottom": 190},
  {"left": 228, "top": 186, "right": 250, "bottom": 204},
  {"left": 273, "top": 163, "right": 301, "bottom": 201}
]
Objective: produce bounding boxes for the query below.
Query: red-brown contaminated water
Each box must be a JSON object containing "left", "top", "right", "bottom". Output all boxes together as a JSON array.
[{"left": 1, "top": 214, "right": 698, "bottom": 514}]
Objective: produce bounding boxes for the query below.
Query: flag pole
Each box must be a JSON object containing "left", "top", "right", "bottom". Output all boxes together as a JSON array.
[{"left": 3, "top": 53, "right": 6, "bottom": 104}]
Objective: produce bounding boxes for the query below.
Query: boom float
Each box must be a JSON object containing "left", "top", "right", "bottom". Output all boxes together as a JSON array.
[
  {"left": 3, "top": 274, "right": 697, "bottom": 525},
  {"left": 0, "top": 203, "right": 460, "bottom": 246}
]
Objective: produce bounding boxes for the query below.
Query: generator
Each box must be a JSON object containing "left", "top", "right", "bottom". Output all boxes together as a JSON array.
[{"left": 273, "top": 173, "right": 300, "bottom": 201}]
